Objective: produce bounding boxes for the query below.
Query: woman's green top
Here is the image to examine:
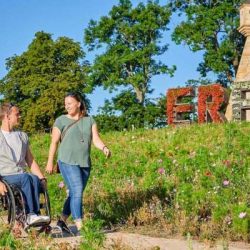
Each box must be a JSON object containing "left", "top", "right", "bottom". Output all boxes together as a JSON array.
[{"left": 54, "top": 115, "right": 96, "bottom": 168}]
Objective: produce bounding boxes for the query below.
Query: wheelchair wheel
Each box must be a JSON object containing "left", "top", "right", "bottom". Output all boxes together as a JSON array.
[
  {"left": 11, "top": 185, "right": 27, "bottom": 226},
  {"left": 0, "top": 180, "right": 16, "bottom": 229},
  {"left": 24, "top": 183, "right": 51, "bottom": 232},
  {"left": 39, "top": 184, "right": 51, "bottom": 220}
]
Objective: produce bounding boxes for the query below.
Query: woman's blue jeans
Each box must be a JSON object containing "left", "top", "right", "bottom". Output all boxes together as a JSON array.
[
  {"left": 58, "top": 160, "right": 91, "bottom": 220},
  {"left": 3, "top": 173, "right": 41, "bottom": 215}
]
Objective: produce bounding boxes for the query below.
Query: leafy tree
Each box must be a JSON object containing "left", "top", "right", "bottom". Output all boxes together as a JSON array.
[
  {"left": 95, "top": 90, "right": 166, "bottom": 132},
  {"left": 0, "top": 31, "right": 90, "bottom": 132},
  {"left": 170, "top": 0, "right": 245, "bottom": 86},
  {"left": 185, "top": 77, "right": 212, "bottom": 87},
  {"left": 84, "top": 0, "right": 175, "bottom": 107},
  {"left": 93, "top": 114, "right": 121, "bottom": 133}
]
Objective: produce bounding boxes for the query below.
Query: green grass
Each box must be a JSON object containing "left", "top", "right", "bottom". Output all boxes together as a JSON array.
[{"left": 30, "top": 122, "right": 250, "bottom": 242}]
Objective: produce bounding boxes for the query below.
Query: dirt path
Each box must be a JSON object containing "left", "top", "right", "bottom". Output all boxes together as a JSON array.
[
  {"left": 104, "top": 232, "right": 250, "bottom": 250},
  {"left": 49, "top": 223, "right": 250, "bottom": 250}
]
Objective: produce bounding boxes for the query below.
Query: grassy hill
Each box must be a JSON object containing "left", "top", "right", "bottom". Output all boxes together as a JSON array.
[{"left": 30, "top": 122, "right": 250, "bottom": 242}]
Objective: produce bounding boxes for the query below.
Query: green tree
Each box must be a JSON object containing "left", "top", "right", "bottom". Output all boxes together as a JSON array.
[
  {"left": 84, "top": 0, "right": 175, "bottom": 107},
  {"left": 170, "top": 0, "right": 244, "bottom": 86},
  {"left": 95, "top": 90, "right": 166, "bottom": 132},
  {"left": 0, "top": 31, "right": 89, "bottom": 132}
]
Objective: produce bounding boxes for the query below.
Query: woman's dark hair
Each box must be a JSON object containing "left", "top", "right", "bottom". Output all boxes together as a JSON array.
[{"left": 65, "top": 92, "right": 87, "bottom": 117}]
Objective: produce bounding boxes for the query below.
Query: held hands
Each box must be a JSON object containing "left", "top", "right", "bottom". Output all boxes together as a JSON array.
[
  {"left": 102, "top": 146, "right": 111, "bottom": 158},
  {"left": 0, "top": 181, "right": 7, "bottom": 195}
]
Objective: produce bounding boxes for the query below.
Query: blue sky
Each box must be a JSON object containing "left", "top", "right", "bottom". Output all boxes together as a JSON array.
[{"left": 0, "top": 0, "right": 208, "bottom": 114}]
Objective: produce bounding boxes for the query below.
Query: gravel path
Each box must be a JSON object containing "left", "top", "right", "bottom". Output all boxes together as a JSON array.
[{"left": 49, "top": 223, "right": 250, "bottom": 250}]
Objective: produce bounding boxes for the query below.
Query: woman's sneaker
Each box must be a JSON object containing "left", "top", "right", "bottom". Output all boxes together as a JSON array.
[{"left": 56, "top": 219, "right": 73, "bottom": 234}]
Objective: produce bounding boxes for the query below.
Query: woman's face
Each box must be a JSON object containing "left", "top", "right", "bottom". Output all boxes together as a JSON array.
[{"left": 65, "top": 96, "right": 80, "bottom": 116}]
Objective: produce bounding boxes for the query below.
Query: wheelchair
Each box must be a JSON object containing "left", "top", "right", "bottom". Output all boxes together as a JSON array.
[{"left": 0, "top": 178, "right": 51, "bottom": 234}]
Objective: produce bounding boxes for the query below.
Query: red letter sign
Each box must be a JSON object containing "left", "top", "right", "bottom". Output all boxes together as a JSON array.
[
  {"left": 167, "top": 87, "right": 195, "bottom": 125},
  {"left": 198, "top": 84, "right": 227, "bottom": 123}
]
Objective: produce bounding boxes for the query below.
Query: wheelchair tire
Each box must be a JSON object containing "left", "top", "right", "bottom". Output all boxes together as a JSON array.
[
  {"left": 0, "top": 180, "right": 16, "bottom": 229},
  {"left": 40, "top": 182, "right": 51, "bottom": 220}
]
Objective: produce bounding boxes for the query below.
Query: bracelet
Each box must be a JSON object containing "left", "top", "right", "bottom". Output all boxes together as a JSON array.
[{"left": 102, "top": 145, "right": 108, "bottom": 151}]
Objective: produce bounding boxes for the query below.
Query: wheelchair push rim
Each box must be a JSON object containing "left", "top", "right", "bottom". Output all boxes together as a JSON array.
[{"left": 0, "top": 180, "right": 16, "bottom": 230}]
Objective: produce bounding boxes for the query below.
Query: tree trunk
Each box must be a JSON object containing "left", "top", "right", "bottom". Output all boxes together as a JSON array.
[
  {"left": 134, "top": 87, "right": 145, "bottom": 128},
  {"left": 134, "top": 87, "right": 145, "bottom": 106}
]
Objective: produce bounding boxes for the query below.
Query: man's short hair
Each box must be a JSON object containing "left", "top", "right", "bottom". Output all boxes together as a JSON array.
[{"left": 0, "top": 103, "right": 16, "bottom": 120}]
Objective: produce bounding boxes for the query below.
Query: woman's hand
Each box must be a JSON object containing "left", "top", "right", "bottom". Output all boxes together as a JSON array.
[
  {"left": 103, "top": 146, "right": 111, "bottom": 158},
  {"left": 46, "top": 163, "right": 54, "bottom": 174},
  {"left": 46, "top": 126, "right": 61, "bottom": 175},
  {"left": 92, "top": 124, "right": 111, "bottom": 158}
]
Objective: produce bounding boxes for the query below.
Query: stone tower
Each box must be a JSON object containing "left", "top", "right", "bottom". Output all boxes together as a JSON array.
[
  {"left": 226, "top": 0, "right": 250, "bottom": 121},
  {"left": 236, "top": 0, "right": 250, "bottom": 80}
]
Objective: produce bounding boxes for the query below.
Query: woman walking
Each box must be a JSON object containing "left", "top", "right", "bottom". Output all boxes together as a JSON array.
[{"left": 46, "top": 92, "right": 111, "bottom": 232}]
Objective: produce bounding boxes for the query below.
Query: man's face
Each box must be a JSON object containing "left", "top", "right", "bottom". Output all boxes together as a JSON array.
[{"left": 7, "top": 107, "right": 21, "bottom": 126}]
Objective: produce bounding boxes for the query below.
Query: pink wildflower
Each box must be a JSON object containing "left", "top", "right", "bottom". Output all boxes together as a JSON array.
[
  {"left": 223, "top": 160, "right": 231, "bottom": 167},
  {"left": 205, "top": 170, "right": 212, "bottom": 177},
  {"left": 223, "top": 180, "right": 230, "bottom": 186},
  {"left": 158, "top": 168, "right": 165, "bottom": 175},
  {"left": 239, "top": 212, "right": 247, "bottom": 219},
  {"left": 58, "top": 181, "right": 65, "bottom": 189}
]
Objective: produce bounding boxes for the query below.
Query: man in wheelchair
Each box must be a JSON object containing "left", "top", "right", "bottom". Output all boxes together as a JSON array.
[{"left": 0, "top": 103, "right": 50, "bottom": 226}]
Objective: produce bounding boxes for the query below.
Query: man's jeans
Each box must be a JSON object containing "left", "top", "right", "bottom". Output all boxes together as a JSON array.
[
  {"left": 58, "top": 160, "right": 91, "bottom": 220},
  {"left": 3, "top": 173, "right": 41, "bottom": 215}
]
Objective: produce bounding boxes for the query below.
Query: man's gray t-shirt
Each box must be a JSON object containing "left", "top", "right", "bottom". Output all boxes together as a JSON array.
[
  {"left": 0, "top": 130, "right": 28, "bottom": 175},
  {"left": 2, "top": 130, "right": 22, "bottom": 163},
  {"left": 54, "top": 115, "right": 96, "bottom": 168}
]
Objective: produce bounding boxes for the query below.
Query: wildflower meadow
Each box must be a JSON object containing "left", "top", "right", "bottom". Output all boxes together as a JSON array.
[{"left": 30, "top": 122, "right": 250, "bottom": 242}]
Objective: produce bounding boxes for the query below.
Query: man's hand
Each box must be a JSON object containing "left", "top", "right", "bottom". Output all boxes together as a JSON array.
[
  {"left": 0, "top": 181, "right": 7, "bottom": 195},
  {"left": 40, "top": 178, "right": 47, "bottom": 191}
]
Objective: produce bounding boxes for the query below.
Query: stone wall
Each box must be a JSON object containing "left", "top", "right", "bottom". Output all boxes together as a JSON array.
[{"left": 232, "top": 81, "right": 250, "bottom": 121}]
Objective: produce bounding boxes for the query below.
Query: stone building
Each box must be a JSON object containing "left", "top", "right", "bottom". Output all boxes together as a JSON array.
[{"left": 226, "top": 0, "right": 250, "bottom": 121}]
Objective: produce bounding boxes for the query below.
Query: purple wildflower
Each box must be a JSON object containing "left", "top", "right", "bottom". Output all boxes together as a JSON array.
[{"left": 58, "top": 181, "right": 65, "bottom": 189}]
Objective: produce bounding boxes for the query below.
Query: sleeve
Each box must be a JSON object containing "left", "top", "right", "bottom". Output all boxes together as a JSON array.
[
  {"left": 54, "top": 116, "right": 63, "bottom": 132},
  {"left": 20, "top": 132, "right": 29, "bottom": 158},
  {"left": 25, "top": 133, "right": 29, "bottom": 145},
  {"left": 20, "top": 132, "right": 29, "bottom": 146},
  {"left": 90, "top": 116, "right": 96, "bottom": 126}
]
